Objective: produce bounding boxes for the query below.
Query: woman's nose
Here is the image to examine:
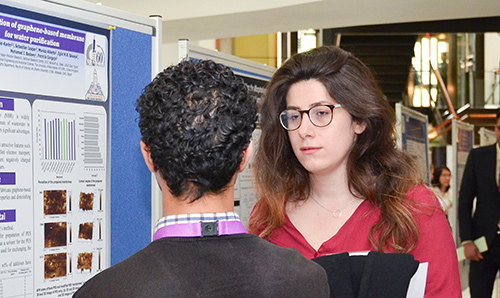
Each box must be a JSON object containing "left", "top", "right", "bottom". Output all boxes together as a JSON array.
[{"left": 297, "top": 114, "right": 315, "bottom": 137}]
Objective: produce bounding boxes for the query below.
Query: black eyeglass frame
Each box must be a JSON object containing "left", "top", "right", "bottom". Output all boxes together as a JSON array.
[{"left": 279, "top": 104, "right": 343, "bottom": 131}]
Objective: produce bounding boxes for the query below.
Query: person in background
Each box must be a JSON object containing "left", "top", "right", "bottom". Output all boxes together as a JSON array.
[
  {"left": 249, "top": 46, "right": 461, "bottom": 297},
  {"left": 73, "top": 59, "right": 329, "bottom": 298},
  {"left": 439, "top": 52, "right": 448, "bottom": 87},
  {"left": 438, "top": 52, "right": 449, "bottom": 108},
  {"left": 431, "top": 165, "right": 453, "bottom": 216},
  {"left": 459, "top": 109, "right": 500, "bottom": 298}
]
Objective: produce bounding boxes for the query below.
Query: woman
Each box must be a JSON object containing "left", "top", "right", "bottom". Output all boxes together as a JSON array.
[
  {"left": 249, "top": 46, "right": 460, "bottom": 297},
  {"left": 431, "top": 165, "right": 453, "bottom": 215}
]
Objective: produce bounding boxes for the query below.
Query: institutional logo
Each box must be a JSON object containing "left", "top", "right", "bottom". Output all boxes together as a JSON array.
[
  {"left": 85, "top": 36, "right": 105, "bottom": 67},
  {"left": 85, "top": 69, "right": 104, "bottom": 101},
  {"left": 85, "top": 36, "right": 106, "bottom": 100}
]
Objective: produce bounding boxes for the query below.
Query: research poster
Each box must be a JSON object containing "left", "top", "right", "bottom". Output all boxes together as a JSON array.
[
  {"left": 450, "top": 119, "right": 474, "bottom": 243},
  {"left": 479, "top": 127, "right": 496, "bottom": 146},
  {"left": 395, "top": 104, "right": 430, "bottom": 185},
  {"left": 0, "top": 5, "right": 110, "bottom": 297},
  {"left": 233, "top": 75, "right": 267, "bottom": 226},
  {"left": 454, "top": 120, "right": 474, "bottom": 190}
]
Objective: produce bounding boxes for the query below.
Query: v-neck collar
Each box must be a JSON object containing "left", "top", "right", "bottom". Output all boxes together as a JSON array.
[{"left": 285, "top": 199, "right": 372, "bottom": 255}]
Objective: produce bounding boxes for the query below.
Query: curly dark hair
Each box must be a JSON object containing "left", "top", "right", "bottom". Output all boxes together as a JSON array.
[{"left": 136, "top": 59, "right": 257, "bottom": 202}]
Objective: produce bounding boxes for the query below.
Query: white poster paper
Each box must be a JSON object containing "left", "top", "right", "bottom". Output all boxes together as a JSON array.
[{"left": 0, "top": 97, "right": 34, "bottom": 297}]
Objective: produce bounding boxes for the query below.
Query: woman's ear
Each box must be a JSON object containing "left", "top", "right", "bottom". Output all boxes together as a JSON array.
[{"left": 354, "top": 121, "right": 367, "bottom": 135}]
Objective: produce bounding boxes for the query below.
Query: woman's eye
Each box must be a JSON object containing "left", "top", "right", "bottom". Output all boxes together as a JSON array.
[{"left": 316, "top": 110, "right": 329, "bottom": 117}]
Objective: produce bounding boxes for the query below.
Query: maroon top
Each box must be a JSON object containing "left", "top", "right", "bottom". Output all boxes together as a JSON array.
[{"left": 254, "top": 185, "right": 461, "bottom": 298}]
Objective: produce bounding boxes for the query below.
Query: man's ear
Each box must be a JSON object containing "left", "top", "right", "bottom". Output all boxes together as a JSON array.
[
  {"left": 237, "top": 140, "right": 253, "bottom": 173},
  {"left": 140, "top": 141, "right": 156, "bottom": 173}
]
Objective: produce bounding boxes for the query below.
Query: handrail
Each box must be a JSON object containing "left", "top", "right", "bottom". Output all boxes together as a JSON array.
[
  {"left": 426, "top": 65, "right": 460, "bottom": 142},
  {"left": 429, "top": 124, "right": 453, "bottom": 142},
  {"left": 428, "top": 117, "right": 453, "bottom": 135},
  {"left": 431, "top": 65, "right": 458, "bottom": 119}
]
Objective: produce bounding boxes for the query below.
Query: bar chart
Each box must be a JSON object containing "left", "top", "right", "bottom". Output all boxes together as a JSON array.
[
  {"left": 42, "top": 112, "right": 77, "bottom": 161},
  {"left": 83, "top": 112, "right": 105, "bottom": 168},
  {"left": 37, "top": 110, "right": 77, "bottom": 174}
]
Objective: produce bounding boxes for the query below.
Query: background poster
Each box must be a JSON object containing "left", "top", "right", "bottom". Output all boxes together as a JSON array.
[
  {"left": 450, "top": 119, "right": 474, "bottom": 244},
  {"left": 395, "top": 103, "right": 430, "bottom": 185}
]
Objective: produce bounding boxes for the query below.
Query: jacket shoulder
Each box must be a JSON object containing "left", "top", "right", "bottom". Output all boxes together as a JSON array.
[{"left": 472, "top": 144, "right": 496, "bottom": 153}]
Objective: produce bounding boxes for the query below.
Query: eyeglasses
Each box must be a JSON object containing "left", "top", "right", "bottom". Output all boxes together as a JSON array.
[{"left": 279, "top": 104, "right": 342, "bottom": 131}]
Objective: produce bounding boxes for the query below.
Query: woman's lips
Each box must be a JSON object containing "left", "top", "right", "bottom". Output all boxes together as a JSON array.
[{"left": 300, "top": 146, "right": 321, "bottom": 154}]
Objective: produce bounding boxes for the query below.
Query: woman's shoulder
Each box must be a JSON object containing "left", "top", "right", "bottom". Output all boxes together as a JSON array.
[
  {"left": 407, "top": 184, "right": 441, "bottom": 206},
  {"left": 406, "top": 184, "right": 442, "bottom": 214}
]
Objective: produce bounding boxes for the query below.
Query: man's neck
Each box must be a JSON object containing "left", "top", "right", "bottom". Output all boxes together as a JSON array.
[
  {"left": 162, "top": 188, "right": 235, "bottom": 217},
  {"left": 154, "top": 170, "right": 238, "bottom": 217}
]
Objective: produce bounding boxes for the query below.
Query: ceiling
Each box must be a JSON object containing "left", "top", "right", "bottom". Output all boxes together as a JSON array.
[{"left": 82, "top": 0, "right": 500, "bottom": 43}]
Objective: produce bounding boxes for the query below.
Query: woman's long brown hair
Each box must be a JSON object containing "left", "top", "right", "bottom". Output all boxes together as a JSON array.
[{"left": 249, "top": 46, "right": 422, "bottom": 253}]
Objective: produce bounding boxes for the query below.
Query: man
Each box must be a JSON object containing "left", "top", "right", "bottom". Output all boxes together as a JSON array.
[
  {"left": 73, "top": 59, "right": 329, "bottom": 297},
  {"left": 459, "top": 109, "right": 500, "bottom": 298},
  {"left": 438, "top": 52, "right": 448, "bottom": 108}
]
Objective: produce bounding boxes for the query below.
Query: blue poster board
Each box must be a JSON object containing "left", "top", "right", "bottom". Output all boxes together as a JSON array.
[{"left": 110, "top": 27, "right": 152, "bottom": 265}]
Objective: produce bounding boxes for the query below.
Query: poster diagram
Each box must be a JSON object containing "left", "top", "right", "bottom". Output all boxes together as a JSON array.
[
  {"left": 84, "top": 36, "right": 106, "bottom": 101},
  {"left": 31, "top": 100, "right": 107, "bottom": 297},
  {"left": 37, "top": 111, "right": 77, "bottom": 175},
  {"left": 82, "top": 112, "right": 105, "bottom": 169},
  {"left": 41, "top": 112, "right": 77, "bottom": 161}
]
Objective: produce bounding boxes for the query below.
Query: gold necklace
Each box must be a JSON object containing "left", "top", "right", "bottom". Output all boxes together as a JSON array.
[{"left": 310, "top": 196, "right": 356, "bottom": 218}]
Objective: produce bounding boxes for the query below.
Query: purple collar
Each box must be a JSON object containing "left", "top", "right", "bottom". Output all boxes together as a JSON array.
[{"left": 153, "top": 220, "right": 247, "bottom": 240}]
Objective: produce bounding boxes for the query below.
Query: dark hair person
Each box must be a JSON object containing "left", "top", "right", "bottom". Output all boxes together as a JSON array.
[
  {"left": 431, "top": 165, "right": 453, "bottom": 215},
  {"left": 137, "top": 59, "right": 257, "bottom": 202},
  {"left": 249, "top": 46, "right": 460, "bottom": 297}
]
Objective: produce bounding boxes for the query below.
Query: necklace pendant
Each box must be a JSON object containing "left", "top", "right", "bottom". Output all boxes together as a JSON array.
[{"left": 332, "top": 209, "right": 341, "bottom": 218}]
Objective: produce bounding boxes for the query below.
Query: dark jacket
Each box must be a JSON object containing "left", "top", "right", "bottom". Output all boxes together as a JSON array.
[
  {"left": 73, "top": 233, "right": 329, "bottom": 298},
  {"left": 459, "top": 143, "right": 500, "bottom": 247}
]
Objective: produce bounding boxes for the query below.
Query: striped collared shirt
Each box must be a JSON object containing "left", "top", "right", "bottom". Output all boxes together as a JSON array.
[{"left": 154, "top": 212, "right": 241, "bottom": 234}]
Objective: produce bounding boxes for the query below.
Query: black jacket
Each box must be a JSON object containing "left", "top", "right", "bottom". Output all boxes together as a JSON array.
[
  {"left": 459, "top": 143, "right": 500, "bottom": 247},
  {"left": 73, "top": 233, "right": 329, "bottom": 298}
]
